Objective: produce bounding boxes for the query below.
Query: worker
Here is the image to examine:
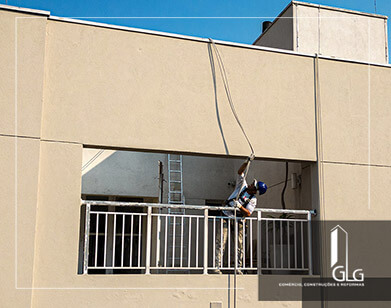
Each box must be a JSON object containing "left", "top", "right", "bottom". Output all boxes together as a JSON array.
[{"left": 213, "top": 154, "right": 267, "bottom": 274}]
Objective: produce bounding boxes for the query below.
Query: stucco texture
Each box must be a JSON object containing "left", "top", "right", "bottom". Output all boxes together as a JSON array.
[
  {"left": 1, "top": 6, "right": 391, "bottom": 308},
  {"left": 0, "top": 11, "right": 46, "bottom": 138},
  {"left": 296, "top": 4, "right": 387, "bottom": 63},
  {"left": 0, "top": 136, "right": 40, "bottom": 307},
  {"left": 41, "top": 20, "right": 316, "bottom": 161},
  {"left": 319, "top": 59, "right": 391, "bottom": 167}
]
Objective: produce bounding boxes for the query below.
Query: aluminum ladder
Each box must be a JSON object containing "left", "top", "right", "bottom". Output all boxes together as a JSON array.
[
  {"left": 167, "top": 154, "right": 187, "bottom": 268},
  {"left": 167, "top": 154, "right": 185, "bottom": 206}
]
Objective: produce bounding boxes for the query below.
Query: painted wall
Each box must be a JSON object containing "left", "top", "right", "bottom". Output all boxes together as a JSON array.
[
  {"left": 0, "top": 136, "right": 41, "bottom": 308},
  {"left": 296, "top": 3, "right": 388, "bottom": 63},
  {"left": 0, "top": 11, "right": 47, "bottom": 137},
  {"left": 317, "top": 59, "right": 391, "bottom": 221},
  {"left": 0, "top": 9, "right": 47, "bottom": 308},
  {"left": 41, "top": 19, "right": 316, "bottom": 161},
  {"left": 1, "top": 5, "right": 391, "bottom": 308},
  {"left": 254, "top": 2, "right": 388, "bottom": 64},
  {"left": 0, "top": 9, "right": 315, "bottom": 307}
]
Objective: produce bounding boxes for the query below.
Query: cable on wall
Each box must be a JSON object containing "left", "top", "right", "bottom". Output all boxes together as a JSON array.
[{"left": 208, "top": 38, "right": 255, "bottom": 156}]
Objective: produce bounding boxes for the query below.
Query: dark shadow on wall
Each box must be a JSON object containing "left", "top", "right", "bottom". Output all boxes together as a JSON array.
[{"left": 207, "top": 43, "right": 230, "bottom": 155}]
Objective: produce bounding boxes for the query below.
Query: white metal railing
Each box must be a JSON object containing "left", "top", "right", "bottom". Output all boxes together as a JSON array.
[
  {"left": 81, "top": 201, "right": 315, "bottom": 275},
  {"left": 257, "top": 209, "right": 314, "bottom": 275}
]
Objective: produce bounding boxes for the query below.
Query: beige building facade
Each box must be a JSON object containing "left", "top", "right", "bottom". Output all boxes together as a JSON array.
[
  {"left": 254, "top": 1, "right": 389, "bottom": 64},
  {"left": 1, "top": 2, "right": 391, "bottom": 308}
]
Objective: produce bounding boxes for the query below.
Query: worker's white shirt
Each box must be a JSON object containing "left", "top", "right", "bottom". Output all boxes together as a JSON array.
[{"left": 223, "top": 173, "right": 257, "bottom": 217}]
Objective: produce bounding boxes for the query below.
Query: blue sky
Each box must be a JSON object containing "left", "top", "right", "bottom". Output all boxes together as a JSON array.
[{"left": 4, "top": 0, "right": 390, "bottom": 50}]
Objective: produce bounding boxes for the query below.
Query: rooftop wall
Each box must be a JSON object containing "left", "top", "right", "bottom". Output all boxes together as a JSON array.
[
  {"left": 296, "top": 3, "right": 388, "bottom": 63},
  {"left": 255, "top": 1, "right": 388, "bottom": 64}
]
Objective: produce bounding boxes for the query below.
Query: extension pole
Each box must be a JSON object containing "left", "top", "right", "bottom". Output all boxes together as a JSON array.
[
  {"left": 233, "top": 159, "right": 252, "bottom": 308},
  {"left": 234, "top": 207, "right": 237, "bottom": 308}
]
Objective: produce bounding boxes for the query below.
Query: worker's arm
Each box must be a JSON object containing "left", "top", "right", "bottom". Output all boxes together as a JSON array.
[
  {"left": 238, "top": 206, "right": 251, "bottom": 217},
  {"left": 234, "top": 201, "right": 253, "bottom": 217},
  {"left": 237, "top": 154, "right": 255, "bottom": 175}
]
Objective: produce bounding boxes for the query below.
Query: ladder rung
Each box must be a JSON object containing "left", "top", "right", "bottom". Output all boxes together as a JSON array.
[{"left": 168, "top": 153, "right": 184, "bottom": 210}]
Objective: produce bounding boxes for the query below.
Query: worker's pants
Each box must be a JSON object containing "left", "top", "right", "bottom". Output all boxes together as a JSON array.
[{"left": 215, "top": 218, "right": 244, "bottom": 269}]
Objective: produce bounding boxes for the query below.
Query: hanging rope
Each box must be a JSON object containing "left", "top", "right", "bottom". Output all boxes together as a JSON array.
[
  {"left": 208, "top": 37, "right": 255, "bottom": 212},
  {"left": 208, "top": 38, "right": 255, "bottom": 155}
]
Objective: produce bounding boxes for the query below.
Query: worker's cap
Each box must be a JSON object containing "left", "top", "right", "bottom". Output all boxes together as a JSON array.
[{"left": 253, "top": 179, "right": 267, "bottom": 195}]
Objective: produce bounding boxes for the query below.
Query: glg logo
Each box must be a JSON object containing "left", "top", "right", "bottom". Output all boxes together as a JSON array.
[{"left": 330, "top": 225, "right": 364, "bottom": 282}]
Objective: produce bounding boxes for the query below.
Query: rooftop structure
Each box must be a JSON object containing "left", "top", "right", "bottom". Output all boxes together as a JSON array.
[{"left": 254, "top": 1, "right": 389, "bottom": 63}]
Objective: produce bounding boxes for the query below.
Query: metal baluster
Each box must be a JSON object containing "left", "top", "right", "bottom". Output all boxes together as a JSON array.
[
  {"left": 220, "top": 218, "right": 223, "bottom": 268},
  {"left": 172, "top": 216, "right": 176, "bottom": 267},
  {"left": 196, "top": 217, "right": 199, "bottom": 268},
  {"left": 188, "top": 217, "right": 192, "bottom": 268},
  {"left": 130, "top": 215, "right": 134, "bottom": 267},
  {"left": 235, "top": 217, "right": 238, "bottom": 272},
  {"left": 243, "top": 219, "right": 246, "bottom": 269},
  {"left": 228, "top": 218, "right": 231, "bottom": 268},
  {"left": 301, "top": 221, "right": 304, "bottom": 269},
  {"left": 257, "top": 211, "right": 262, "bottom": 275},
  {"left": 104, "top": 213, "right": 108, "bottom": 267},
  {"left": 307, "top": 213, "right": 313, "bottom": 275},
  {"left": 213, "top": 217, "right": 216, "bottom": 268},
  {"left": 287, "top": 221, "right": 290, "bottom": 269},
  {"left": 156, "top": 215, "right": 160, "bottom": 267},
  {"left": 280, "top": 220, "right": 283, "bottom": 268},
  {"left": 266, "top": 220, "right": 268, "bottom": 269},
  {"left": 145, "top": 206, "right": 152, "bottom": 274},
  {"left": 138, "top": 215, "right": 142, "bottom": 267},
  {"left": 273, "top": 220, "right": 276, "bottom": 268},
  {"left": 112, "top": 214, "right": 117, "bottom": 267},
  {"left": 164, "top": 215, "right": 168, "bottom": 268},
  {"left": 250, "top": 218, "right": 253, "bottom": 269},
  {"left": 83, "top": 204, "right": 91, "bottom": 274},
  {"left": 180, "top": 216, "right": 184, "bottom": 268},
  {"left": 95, "top": 213, "right": 99, "bottom": 267},
  {"left": 294, "top": 221, "right": 297, "bottom": 269},
  {"left": 121, "top": 214, "right": 125, "bottom": 267},
  {"left": 203, "top": 209, "right": 208, "bottom": 274}
]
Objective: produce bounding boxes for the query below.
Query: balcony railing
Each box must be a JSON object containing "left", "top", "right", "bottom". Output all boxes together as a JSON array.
[{"left": 81, "top": 201, "right": 316, "bottom": 275}]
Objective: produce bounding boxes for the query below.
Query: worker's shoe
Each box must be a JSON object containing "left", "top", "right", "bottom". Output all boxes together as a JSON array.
[{"left": 210, "top": 269, "right": 222, "bottom": 275}]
